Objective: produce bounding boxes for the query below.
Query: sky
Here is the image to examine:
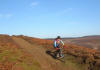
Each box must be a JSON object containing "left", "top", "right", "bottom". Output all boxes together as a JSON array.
[{"left": 0, "top": 0, "right": 100, "bottom": 38}]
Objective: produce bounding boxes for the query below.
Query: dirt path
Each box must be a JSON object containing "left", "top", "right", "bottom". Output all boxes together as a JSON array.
[{"left": 12, "top": 37, "right": 67, "bottom": 70}]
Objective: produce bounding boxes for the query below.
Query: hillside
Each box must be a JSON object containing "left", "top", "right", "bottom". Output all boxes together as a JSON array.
[
  {"left": 0, "top": 35, "right": 100, "bottom": 70},
  {"left": 62, "top": 35, "right": 100, "bottom": 50}
]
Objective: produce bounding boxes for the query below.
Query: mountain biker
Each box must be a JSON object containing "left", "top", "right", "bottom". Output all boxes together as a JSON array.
[{"left": 54, "top": 36, "right": 64, "bottom": 58}]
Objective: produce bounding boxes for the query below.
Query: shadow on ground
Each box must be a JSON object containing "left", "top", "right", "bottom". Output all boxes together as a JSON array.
[{"left": 46, "top": 50, "right": 57, "bottom": 59}]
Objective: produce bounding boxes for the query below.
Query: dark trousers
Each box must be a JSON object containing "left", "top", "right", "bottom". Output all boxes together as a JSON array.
[{"left": 56, "top": 48, "right": 63, "bottom": 57}]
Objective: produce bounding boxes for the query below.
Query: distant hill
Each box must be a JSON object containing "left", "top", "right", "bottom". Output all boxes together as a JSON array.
[
  {"left": 62, "top": 35, "right": 100, "bottom": 50},
  {"left": 0, "top": 34, "right": 100, "bottom": 70}
]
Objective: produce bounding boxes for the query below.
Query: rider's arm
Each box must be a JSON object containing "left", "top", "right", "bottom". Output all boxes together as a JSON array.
[
  {"left": 54, "top": 40, "right": 57, "bottom": 48},
  {"left": 61, "top": 40, "right": 64, "bottom": 45}
]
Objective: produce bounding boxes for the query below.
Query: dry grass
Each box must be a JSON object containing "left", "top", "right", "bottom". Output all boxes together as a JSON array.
[{"left": 0, "top": 34, "right": 100, "bottom": 70}]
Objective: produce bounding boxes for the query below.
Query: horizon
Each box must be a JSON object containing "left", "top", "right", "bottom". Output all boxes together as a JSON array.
[
  {"left": 0, "top": 34, "right": 100, "bottom": 39},
  {"left": 0, "top": 0, "right": 100, "bottom": 38}
]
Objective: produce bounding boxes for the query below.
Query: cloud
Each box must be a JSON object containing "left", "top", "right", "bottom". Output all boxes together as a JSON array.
[
  {"left": 0, "top": 14, "right": 3, "bottom": 18},
  {"left": 68, "top": 8, "right": 73, "bottom": 10},
  {"left": 30, "top": 2, "right": 39, "bottom": 7},
  {"left": 0, "top": 13, "right": 13, "bottom": 19},
  {"left": 56, "top": 8, "right": 73, "bottom": 16},
  {"left": 5, "top": 14, "right": 13, "bottom": 18}
]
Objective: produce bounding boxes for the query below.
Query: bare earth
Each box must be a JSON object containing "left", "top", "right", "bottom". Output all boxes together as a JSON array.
[{"left": 12, "top": 37, "right": 68, "bottom": 70}]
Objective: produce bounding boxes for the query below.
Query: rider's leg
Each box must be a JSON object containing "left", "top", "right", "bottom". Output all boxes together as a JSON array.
[
  {"left": 59, "top": 49, "right": 62, "bottom": 57},
  {"left": 56, "top": 49, "right": 60, "bottom": 58},
  {"left": 59, "top": 49, "right": 64, "bottom": 58}
]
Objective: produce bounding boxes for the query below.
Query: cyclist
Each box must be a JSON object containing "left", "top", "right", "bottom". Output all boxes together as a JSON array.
[{"left": 54, "top": 36, "right": 64, "bottom": 58}]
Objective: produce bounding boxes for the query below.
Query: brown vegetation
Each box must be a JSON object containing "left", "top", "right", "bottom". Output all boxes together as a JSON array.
[
  {"left": 0, "top": 34, "right": 100, "bottom": 70},
  {"left": 16, "top": 35, "right": 100, "bottom": 70}
]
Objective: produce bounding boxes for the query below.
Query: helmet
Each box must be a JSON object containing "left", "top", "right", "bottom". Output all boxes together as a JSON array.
[{"left": 57, "top": 36, "right": 61, "bottom": 39}]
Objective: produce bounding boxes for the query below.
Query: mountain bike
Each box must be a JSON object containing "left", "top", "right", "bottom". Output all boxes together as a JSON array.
[{"left": 55, "top": 45, "right": 64, "bottom": 59}]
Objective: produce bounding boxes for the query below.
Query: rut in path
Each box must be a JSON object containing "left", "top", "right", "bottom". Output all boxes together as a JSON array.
[{"left": 12, "top": 37, "right": 67, "bottom": 70}]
